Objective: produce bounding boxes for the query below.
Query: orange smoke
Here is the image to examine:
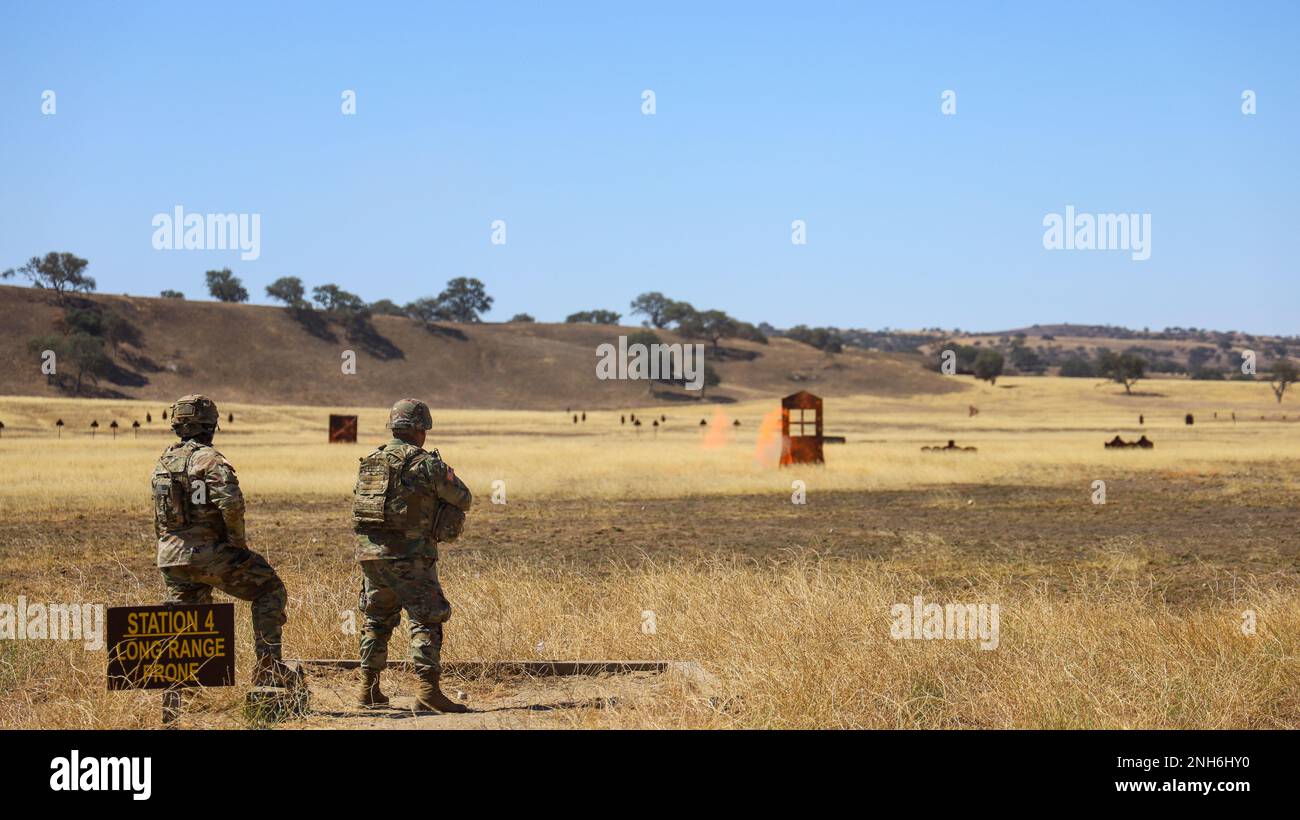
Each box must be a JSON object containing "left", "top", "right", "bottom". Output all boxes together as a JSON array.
[
  {"left": 753, "top": 409, "right": 783, "bottom": 468},
  {"left": 701, "top": 406, "right": 731, "bottom": 448}
]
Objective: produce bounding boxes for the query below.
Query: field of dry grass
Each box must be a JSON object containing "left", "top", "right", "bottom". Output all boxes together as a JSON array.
[
  {"left": 7, "top": 553, "right": 1298, "bottom": 729},
  {"left": 1, "top": 376, "right": 1297, "bottom": 729},
  {"left": 1, "top": 375, "right": 1296, "bottom": 509}
]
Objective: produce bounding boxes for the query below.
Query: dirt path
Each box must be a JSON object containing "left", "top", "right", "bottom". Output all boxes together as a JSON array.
[{"left": 289, "top": 669, "right": 683, "bottom": 729}]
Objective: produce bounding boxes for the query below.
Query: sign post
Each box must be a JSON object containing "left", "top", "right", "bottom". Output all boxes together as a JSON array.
[{"left": 106, "top": 603, "right": 236, "bottom": 724}]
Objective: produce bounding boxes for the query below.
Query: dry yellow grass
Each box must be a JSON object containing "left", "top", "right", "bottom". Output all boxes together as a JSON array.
[
  {"left": 4, "top": 553, "right": 1297, "bottom": 729},
  {"left": 0, "top": 376, "right": 1296, "bottom": 512},
  {"left": 1, "top": 377, "right": 1297, "bottom": 729}
]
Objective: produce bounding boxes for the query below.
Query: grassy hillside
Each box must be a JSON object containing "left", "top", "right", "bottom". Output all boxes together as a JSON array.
[{"left": 0, "top": 285, "right": 961, "bottom": 409}]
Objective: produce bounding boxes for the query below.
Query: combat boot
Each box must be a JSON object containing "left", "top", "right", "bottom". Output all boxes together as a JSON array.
[
  {"left": 413, "top": 667, "right": 468, "bottom": 713},
  {"left": 357, "top": 668, "right": 389, "bottom": 708},
  {"left": 247, "top": 657, "right": 309, "bottom": 722},
  {"left": 252, "top": 655, "right": 303, "bottom": 689},
  {"left": 251, "top": 654, "right": 278, "bottom": 687}
]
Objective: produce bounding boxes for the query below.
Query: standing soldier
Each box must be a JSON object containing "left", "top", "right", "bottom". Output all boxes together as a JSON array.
[
  {"left": 151, "top": 394, "right": 291, "bottom": 685},
  {"left": 352, "top": 398, "right": 473, "bottom": 712}
]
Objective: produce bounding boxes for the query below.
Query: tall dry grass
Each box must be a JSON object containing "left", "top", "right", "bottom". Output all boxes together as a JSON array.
[
  {"left": 2, "top": 552, "right": 1296, "bottom": 729},
  {"left": 2, "top": 378, "right": 1297, "bottom": 513},
  {"left": 1, "top": 381, "right": 1297, "bottom": 728}
]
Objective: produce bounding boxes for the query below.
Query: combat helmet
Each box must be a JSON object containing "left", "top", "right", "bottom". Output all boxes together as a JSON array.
[
  {"left": 386, "top": 398, "right": 432, "bottom": 430},
  {"left": 170, "top": 394, "right": 220, "bottom": 436}
]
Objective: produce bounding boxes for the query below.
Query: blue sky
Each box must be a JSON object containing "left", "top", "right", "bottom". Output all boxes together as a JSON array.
[{"left": 2, "top": 1, "right": 1296, "bottom": 334}]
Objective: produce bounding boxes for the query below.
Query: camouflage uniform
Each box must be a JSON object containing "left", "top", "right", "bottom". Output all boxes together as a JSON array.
[
  {"left": 354, "top": 400, "right": 472, "bottom": 677},
  {"left": 152, "top": 395, "right": 287, "bottom": 662}
]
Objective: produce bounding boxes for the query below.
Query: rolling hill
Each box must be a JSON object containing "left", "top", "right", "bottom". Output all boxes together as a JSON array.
[{"left": 0, "top": 285, "right": 962, "bottom": 409}]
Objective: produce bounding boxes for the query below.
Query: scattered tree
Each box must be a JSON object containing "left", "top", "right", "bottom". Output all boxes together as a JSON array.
[
  {"left": 62, "top": 307, "right": 105, "bottom": 337},
  {"left": 102, "top": 310, "right": 136, "bottom": 354},
  {"left": 931, "top": 342, "right": 980, "bottom": 374},
  {"left": 786, "top": 325, "right": 843, "bottom": 353},
  {"left": 678, "top": 309, "right": 741, "bottom": 352},
  {"left": 1009, "top": 344, "right": 1045, "bottom": 374},
  {"left": 566, "top": 309, "right": 622, "bottom": 325},
  {"left": 1270, "top": 359, "right": 1298, "bottom": 404},
  {"left": 205, "top": 268, "right": 249, "bottom": 303},
  {"left": 625, "top": 329, "right": 662, "bottom": 393},
  {"left": 436, "top": 277, "right": 493, "bottom": 322},
  {"left": 1097, "top": 350, "right": 1147, "bottom": 394},
  {"left": 698, "top": 362, "right": 721, "bottom": 399},
  {"left": 508, "top": 313, "right": 535, "bottom": 323},
  {"left": 27, "top": 332, "right": 110, "bottom": 395},
  {"left": 662, "top": 300, "right": 698, "bottom": 328},
  {"left": 1187, "top": 346, "right": 1218, "bottom": 371},
  {"left": 627, "top": 329, "right": 661, "bottom": 348},
  {"left": 3, "top": 252, "right": 96, "bottom": 304},
  {"left": 733, "top": 321, "right": 769, "bottom": 344},
  {"left": 60, "top": 305, "right": 134, "bottom": 355},
  {"left": 368, "top": 299, "right": 405, "bottom": 316},
  {"left": 1058, "top": 356, "right": 1094, "bottom": 378},
  {"left": 266, "top": 276, "right": 307, "bottom": 308},
  {"left": 160, "top": 289, "right": 185, "bottom": 299},
  {"left": 311, "top": 284, "right": 366, "bottom": 314},
  {"left": 311, "top": 284, "right": 371, "bottom": 337},
  {"left": 973, "top": 348, "right": 1005, "bottom": 384},
  {"left": 405, "top": 297, "right": 450, "bottom": 326},
  {"left": 629, "top": 292, "right": 676, "bottom": 328}
]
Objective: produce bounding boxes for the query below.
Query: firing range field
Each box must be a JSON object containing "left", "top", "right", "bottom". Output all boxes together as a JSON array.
[{"left": 1, "top": 376, "right": 1298, "bottom": 729}]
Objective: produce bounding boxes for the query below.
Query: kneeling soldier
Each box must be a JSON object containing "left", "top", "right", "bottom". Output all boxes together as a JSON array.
[
  {"left": 353, "top": 398, "right": 473, "bottom": 711},
  {"left": 151, "top": 394, "right": 291, "bottom": 686}
]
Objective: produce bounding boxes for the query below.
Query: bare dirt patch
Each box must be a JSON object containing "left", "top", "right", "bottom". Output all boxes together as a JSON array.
[
  {"left": 3, "top": 476, "right": 1295, "bottom": 605},
  {"left": 289, "top": 668, "right": 673, "bottom": 729}
]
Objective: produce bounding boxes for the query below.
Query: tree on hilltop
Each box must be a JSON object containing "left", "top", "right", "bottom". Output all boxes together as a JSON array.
[
  {"left": 266, "top": 276, "right": 307, "bottom": 308},
  {"left": 206, "top": 268, "right": 248, "bottom": 302},
  {"left": 3, "top": 252, "right": 96, "bottom": 304}
]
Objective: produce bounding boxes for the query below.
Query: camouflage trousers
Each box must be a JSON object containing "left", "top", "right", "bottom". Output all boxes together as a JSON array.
[
  {"left": 358, "top": 555, "right": 451, "bottom": 673},
  {"left": 160, "top": 544, "right": 288, "bottom": 659}
]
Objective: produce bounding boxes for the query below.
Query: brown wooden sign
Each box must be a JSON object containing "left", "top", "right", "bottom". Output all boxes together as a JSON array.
[
  {"left": 329, "top": 414, "right": 358, "bottom": 443},
  {"left": 106, "top": 603, "right": 235, "bottom": 690}
]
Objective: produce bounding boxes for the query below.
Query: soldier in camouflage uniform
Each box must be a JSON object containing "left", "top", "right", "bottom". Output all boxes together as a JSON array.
[
  {"left": 151, "top": 394, "right": 291, "bottom": 686},
  {"left": 353, "top": 398, "right": 472, "bottom": 712}
]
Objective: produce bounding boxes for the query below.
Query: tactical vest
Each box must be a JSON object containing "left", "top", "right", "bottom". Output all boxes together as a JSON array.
[
  {"left": 352, "top": 443, "right": 439, "bottom": 535},
  {"left": 151, "top": 440, "right": 221, "bottom": 536}
]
